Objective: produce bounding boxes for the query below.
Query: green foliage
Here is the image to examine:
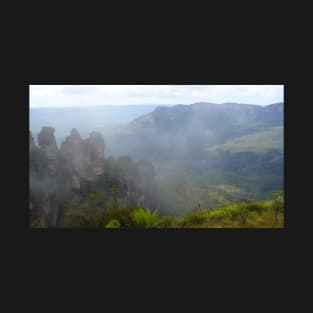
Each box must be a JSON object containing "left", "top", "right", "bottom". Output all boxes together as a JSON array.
[
  {"left": 108, "top": 206, "right": 138, "bottom": 228},
  {"left": 220, "top": 126, "right": 283, "bottom": 154},
  {"left": 176, "top": 200, "right": 283, "bottom": 228},
  {"left": 55, "top": 198, "right": 283, "bottom": 228},
  {"left": 131, "top": 208, "right": 159, "bottom": 228},
  {"left": 105, "top": 219, "right": 121, "bottom": 228},
  {"left": 156, "top": 216, "right": 176, "bottom": 228},
  {"left": 156, "top": 215, "right": 186, "bottom": 228},
  {"left": 181, "top": 211, "right": 208, "bottom": 227}
]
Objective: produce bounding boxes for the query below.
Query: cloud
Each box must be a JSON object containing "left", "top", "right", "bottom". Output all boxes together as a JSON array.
[
  {"left": 29, "top": 85, "right": 284, "bottom": 108},
  {"left": 61, "top": 86, "right": 99, "bottom": 94}
]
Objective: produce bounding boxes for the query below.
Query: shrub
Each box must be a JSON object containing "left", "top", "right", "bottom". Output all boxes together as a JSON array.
[
  {"left": 182, "top": 211, "right": 207, "bottom": 226},
  {"left": 109, "top": 207, "right": 138, "bottom": 227},
  {"left": 156, "top": 216, "right": 176, "bottom": 228},
  {"left": 105, "top": 219, "right": 121, "bottom": 228},
  {"left": 131, "top": 208, "right": 158, "bottom": 228},
  {"left": 208, "top": 208, "right": 234, "bottom": 221}
]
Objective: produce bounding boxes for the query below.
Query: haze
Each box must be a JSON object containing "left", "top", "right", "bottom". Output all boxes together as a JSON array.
[
  {"left": 30, "top": 85, "right": 284, "bottom": 108},
  {"left": 29, "top": 85, "right": 284, "bottom": 228}
]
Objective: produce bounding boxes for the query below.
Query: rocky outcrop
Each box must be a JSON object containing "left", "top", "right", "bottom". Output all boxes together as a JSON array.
[
  {"left": 59, "top": 128, "right": 105, "bottom": 182},
  {"left": 30, "top": 190, "right": 58, "bottom": 227},
  {"left": 37, "top": 127, "right": 58, "bottom": 176},
  {"left": 59, "top": 128, "right": 89, "bottom": 177},
  {"left": 84, "top": 131, "right": 105, "bottom": 178},
  {"left": 30, "top": 127, "right": 106, "bottom": 227},
  {"left": 30, "top": 131, "right": 46, "bottom": 178}
]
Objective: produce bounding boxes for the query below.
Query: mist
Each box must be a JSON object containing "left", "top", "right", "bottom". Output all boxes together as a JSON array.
[{"left": 29, "top": 101, "right": 284, "bottom": 228}]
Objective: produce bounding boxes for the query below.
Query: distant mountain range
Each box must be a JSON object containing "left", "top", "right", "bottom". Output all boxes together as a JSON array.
[
  {"left": 30, "top": 105, "right": 158, "bottom": 146},
  {"left": 106, "top": 102, "right": 284, "bottom": 160}
]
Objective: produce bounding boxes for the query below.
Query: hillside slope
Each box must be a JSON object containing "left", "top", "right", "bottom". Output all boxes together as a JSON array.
[
  {"left": 105, "top": 102, "right": 284, "bottom": 211},
  {"left": 106, "top": 102, "right": 283, "bottom": 160}
]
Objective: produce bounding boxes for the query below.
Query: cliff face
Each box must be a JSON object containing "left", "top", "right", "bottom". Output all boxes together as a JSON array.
[
  {"left": 59, "top": 128, "right": 105, "bottom": 185},
  {"left": 59, "top": 128, "right": 89, "bottom": 179},
  {"left": 30, "top": 127, "right": 106, "bottom": 227},
  {"left": 37, "top": 127, "right": 58, "bottom": 176},
  {"left": 84, "top": 131, "right": 105, "bottom": 178},
  {"left": 30, "top": 190, "right": 58, "bottom": 227}
]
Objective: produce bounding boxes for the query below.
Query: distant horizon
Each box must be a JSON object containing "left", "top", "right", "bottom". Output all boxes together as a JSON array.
[{"left": 29, "top": 85, "right": 284, "bottom": 108}]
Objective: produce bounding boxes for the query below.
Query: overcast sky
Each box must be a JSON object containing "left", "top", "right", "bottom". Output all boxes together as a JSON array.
[{"left": 29, "top": 85, "right": 284, "bottom": 108}]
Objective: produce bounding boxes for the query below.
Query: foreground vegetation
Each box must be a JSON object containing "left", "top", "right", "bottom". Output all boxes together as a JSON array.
[
  {"left": 158, "top": 200, "right": 284, "bottom": 228},
  {"left": 40, "top": 191, "right": 283, "bottom": 228}
]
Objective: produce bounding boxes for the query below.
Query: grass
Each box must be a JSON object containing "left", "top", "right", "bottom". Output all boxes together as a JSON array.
[
  {"left": 155, "top": 200, "right": 284, "bottom": 228},
  {"left": 55, "top": 199, "right": 284, "bottom": 229}
]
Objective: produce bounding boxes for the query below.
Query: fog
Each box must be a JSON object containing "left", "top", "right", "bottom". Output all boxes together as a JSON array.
[{"left": 29, "top": 102, "right": 284, "bottom": 226}]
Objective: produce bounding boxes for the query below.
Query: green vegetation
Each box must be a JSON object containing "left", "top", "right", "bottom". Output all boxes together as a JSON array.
[
  {"left": 217, "top": 126, "right": 283, "bottom": 154},
  {"left": 177, "top": 201, "right": 282, "bottom": 228},
  {"left": 105, "top": 219, "right": 121, "bottom": 228},
  {"left": 55, "top": 195, "right": 284, "bottom": 229},
  {"left": 132, "top": 208, "right": 158, "bottom": 228}
]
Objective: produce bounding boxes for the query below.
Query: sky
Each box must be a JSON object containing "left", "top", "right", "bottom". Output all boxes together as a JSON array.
[{"left": 29, "top": 85, "right": 284, "bottom": 108}]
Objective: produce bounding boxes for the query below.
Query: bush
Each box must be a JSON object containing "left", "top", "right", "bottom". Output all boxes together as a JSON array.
[
  {"left": 109, "top": 207, "right": 138, "bottom": 227},
  {"left": 208, "top": 207, "right": 234, "bottom": 221},
  {"left": 131, "top": 208, "right": 158, "bottom": 228},
  {"left": 156, "top": 216, "right": 176, "bottom": 227},
  {"left": 182, "top": 211, "right": 208, "bottom": 226},
  {"left": 105, "top": 219, "right": 121, "bottom": 228}
]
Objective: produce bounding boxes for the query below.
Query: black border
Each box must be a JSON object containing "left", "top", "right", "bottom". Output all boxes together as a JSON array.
[
  {"left": 8, "top": 61, "right": 297, "bottom": 271},
  {"left": 4, "top": 7, "right": 304, "bottom": 306}
]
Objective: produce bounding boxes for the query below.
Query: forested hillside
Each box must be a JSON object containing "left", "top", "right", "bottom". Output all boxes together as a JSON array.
[{"left": 105, "top": 102, "right": 284, "bottom": 212}]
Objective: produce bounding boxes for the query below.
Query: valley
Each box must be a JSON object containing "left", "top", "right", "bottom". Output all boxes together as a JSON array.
[{"left": 29, "top": 101, "right": 284, "bottom": 227}]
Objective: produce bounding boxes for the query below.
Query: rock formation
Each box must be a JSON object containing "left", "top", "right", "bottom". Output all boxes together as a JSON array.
[
  {"left": 84, "top": 131, "right": 105, "bottom": 178},
  {"left": 37, "top": 127, "right": 58, "bottom": 176},
  {"left": 59, "top": 128, "right": 105, "bottom": 183},
  {"left": 59, "top": 128, "right": 88, "bottom": 177},
  {"left": 29, "top": 127, "right": 106, "bottom": 227},
  {"left": 30, "top": 190, "right": 58, "bottom": 227}
]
